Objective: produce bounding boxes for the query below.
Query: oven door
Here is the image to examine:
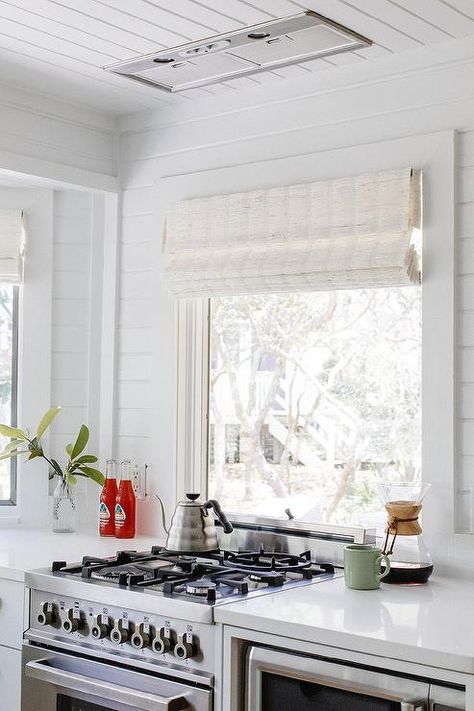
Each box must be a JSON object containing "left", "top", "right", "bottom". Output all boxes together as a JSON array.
[
  {"left": 22, "top": 645, "right": 212, "bottom": 711},
  {"left": 246, "top": 646, "right": 431, "bottom": 710}
]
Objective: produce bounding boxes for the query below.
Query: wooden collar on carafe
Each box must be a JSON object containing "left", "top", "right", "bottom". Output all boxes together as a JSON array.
[{"left": 382, "top": 501, "right": 422, "bottom": 555}]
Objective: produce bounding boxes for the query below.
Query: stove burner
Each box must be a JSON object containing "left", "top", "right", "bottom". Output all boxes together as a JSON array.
[
  {"left": 91, "top": 565, "right": 137, "bottom": 579},
  {"left": 186, "top": 580, "right": 217, "bottom": 596},
  {"left": 224, "top": 549, "right": 313, "bottom": 574},
  {"left": 90, "top": 564, "right": 151, "bottom": 586},
  {"left": 248, "top": 571, "right": 286, "bottom": 586}
]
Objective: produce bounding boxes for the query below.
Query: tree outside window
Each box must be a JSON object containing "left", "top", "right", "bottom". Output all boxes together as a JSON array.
[{"left": 208, "top": 287, "right": 421, "bottom": 526}]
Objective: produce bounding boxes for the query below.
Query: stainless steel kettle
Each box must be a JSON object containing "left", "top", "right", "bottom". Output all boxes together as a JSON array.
[{"left": 155, "top": 493, "right": 233, "bottom": 553}]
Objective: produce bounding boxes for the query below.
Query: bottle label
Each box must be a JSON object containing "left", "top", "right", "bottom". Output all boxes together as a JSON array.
[
  {"left": 115, "top": 503, "right": 126, "bottom": 528},
  {"left": 99, "top": 502, "right": 110, "bottom": 522}
]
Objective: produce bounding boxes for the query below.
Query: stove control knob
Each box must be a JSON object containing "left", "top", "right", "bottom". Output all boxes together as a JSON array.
[
  {"left": 110, "top": 619, "right": 129, "bottom": 645},
  {"left": 131, "top": 623, "right": 150, "bottom": 650},
  {"left": 90, "top": 614, "right": 110, "bottom": 640},
  {"left": 152, "top": 626, "right": 172, "bottom": 655},
  {"left": 174, "top": 632, "right": 196, "bottom": 660},
  {"left": 37, "top": 602, "right": 56, "bottom": 626},
  {"left": 62, "top": 608, "right": 82, "bottom": 633}
]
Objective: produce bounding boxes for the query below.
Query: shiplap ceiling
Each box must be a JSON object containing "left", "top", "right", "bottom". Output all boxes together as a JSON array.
[{"left": 0, "top": 0, "right": 473, "bottom": 116}]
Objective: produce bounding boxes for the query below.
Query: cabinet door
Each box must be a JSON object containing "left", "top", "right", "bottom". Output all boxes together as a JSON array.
[
  {"left": 0, "top": 579, "right": 24, "bottom": 648},
  {"left": 0, "top": 645, "right": 21, "bottom": 711}
]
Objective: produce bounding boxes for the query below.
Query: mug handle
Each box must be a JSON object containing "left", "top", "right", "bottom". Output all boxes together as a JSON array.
[{"left": 376, "top": 554, "right": 391, "bottom": 581}]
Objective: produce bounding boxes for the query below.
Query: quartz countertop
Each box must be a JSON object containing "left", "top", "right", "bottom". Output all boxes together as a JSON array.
[
  {"left": 0, "top": 527, "right": 164, "bottom": 582},
  {"left": 214, "top": 574, "right": 474, "bottom": 675},
  {"left": 2, "top": 529, "right": 474, "bottom": 677}
]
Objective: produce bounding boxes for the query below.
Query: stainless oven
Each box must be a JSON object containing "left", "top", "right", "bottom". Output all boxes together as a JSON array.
[
  {"left": 246, "top": 646, "right": 465, "bottom": 710},
  {"left": 22, "top": 644, "right": 212, "bottom": 711}
]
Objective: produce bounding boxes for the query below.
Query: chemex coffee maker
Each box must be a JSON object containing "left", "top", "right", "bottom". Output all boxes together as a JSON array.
[{"left": 376, "top": 482, "right": 433, "bottom": 585}]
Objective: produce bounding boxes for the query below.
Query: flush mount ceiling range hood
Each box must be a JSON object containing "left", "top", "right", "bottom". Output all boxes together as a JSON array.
[{"left": 104, "top": 11, "right": 372, "bottom": 93}]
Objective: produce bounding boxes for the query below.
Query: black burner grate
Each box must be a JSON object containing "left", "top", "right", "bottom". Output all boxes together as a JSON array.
[{"left": 51, "top": 547, "right": 335, "bottom": 600}]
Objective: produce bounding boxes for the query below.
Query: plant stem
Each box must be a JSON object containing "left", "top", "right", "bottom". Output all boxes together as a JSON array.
[{"left": 26, "top": 437, "right": 64, "bottom": 479}]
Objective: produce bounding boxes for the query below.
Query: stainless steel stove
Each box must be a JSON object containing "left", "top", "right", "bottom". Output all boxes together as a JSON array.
[{"left": 21, "top": 518, "right": 374, "bottom": 711}]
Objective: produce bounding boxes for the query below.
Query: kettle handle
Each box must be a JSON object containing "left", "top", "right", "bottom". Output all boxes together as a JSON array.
[
  {"left": 205, "top": 499, "right": 233, "bottom": 534},
  {"left": 153, "top": 494, "right": 169, "bottom": 535}
]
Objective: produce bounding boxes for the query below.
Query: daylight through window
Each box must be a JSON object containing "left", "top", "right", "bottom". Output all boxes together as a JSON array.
[
  {"left": 208, "top": 287, "right": 421, "bottom": 527},
  {"left": 0, "top": 285, "right": 18, "bottom": 505}
]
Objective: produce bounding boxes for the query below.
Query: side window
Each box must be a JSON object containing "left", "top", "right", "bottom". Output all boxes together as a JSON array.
[{"left": 0, "top": 285, "right": 19, "bottom": 505}]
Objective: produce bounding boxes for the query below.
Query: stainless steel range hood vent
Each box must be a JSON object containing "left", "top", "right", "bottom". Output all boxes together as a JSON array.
[{"left": 104, "top": 11, "right": 372, "bottom": 93}]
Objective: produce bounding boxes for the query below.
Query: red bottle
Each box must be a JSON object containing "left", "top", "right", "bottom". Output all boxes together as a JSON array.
[
  {"left": 99, "top": 459, "right": 118, "bottom": 537},
  {"left": 115, "top": 459, "right": 136, "bottom": 539}
]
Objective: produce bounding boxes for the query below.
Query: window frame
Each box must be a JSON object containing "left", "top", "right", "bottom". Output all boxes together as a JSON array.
[
  {"left": 171, "top": 131, "right": 457, "bottom": 565},
  {"left": 0, "top": 284, "right": 19, "bottom": 506},
  {"left": 175, "top": 298, "right": 210, "bottom": 500}
]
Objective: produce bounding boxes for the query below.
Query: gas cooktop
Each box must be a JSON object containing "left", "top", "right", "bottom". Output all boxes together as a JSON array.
[
  {"left": 51, "top": 547, "right": 340, "bottom": 604},
  {"left": 24, "top": 521, "right": 368, "bottom": 685}
]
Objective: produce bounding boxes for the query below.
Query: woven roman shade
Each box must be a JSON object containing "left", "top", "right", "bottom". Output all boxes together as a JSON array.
[
  {"left": 0, "top": 210, "right": 25, "bottom": 283},
  {"left": 163, "top": 168, "right": 422, "bottom": 298}
]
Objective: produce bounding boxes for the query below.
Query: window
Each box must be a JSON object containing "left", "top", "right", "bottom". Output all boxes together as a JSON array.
[
  {"left": 208, "top": 286, "right": 421, "bottom": 525},
  {"left": 0, "top": 285, "right": 19, "bottom": 505},
  {"left": 169, "top": 135, "right": 457, "bottom": 561}
]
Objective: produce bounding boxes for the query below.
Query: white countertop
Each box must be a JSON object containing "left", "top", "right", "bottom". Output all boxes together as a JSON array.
[
  {"left": 0, "top": 527, "right": 164, "bottom": 582},
  {"left": 215, "top": 575, "right": 474, "bottom": 675},
  {"left": 2, "top": 530, "right": 474, "bottom": 677}
]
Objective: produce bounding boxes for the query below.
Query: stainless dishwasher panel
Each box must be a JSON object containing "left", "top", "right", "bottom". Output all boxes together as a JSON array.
[
  {"left": 246, "top": 645, "right": 431, "bottom": 710},
  {"left": 430, "top": 684, "right": 465, "bottom": 710},
  {"left": 22, "top": 644, "right": 212, "bottom": 711}
]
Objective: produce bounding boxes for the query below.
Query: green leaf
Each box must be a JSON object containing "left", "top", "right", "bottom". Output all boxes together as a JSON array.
[
  {"left": 27, "top": 437, "right": 43, "bottom": 461},
  {"left": 73, "top": 454, "right": 98, "bottom": 465},
  {"left": 65, "top": 443, "right": 73, "bottom": 457},
  {"left": 77, "top": 465, "right": 105, "bottom": 486},
  {"left": 71, "top": 425, "right": 89, "bottom": 460},
  {"left": 36, "top": 406, "right": 61, "bottom": 440},
  {"left": 27, "top": 450, "right": 42, "bottom": 461},
  {"left": 0, "top": 424, "right": 27, "bottom": 440},
  {"left": 0, "top": 449, "right": 26, "bottom": 461},
  {"left": 3, "top": 439, "right": 23, "bottom": 453},
  {"left": 50, "top": 458, "right": 64, "bottom": 480},
  {"left": 28, "top": 437, "right": 42, "bottom": 452},
  {"left": 66, "top": 472, "right": 77, "bottom": 486}
]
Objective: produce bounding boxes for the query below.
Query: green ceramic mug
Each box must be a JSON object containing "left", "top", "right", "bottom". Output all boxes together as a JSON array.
[{"left": 344, "top": 544, "right": 391, "bottom": 590}]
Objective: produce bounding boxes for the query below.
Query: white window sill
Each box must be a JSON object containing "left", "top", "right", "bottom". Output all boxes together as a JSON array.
[{"left": 0, "top": 508, "right": 20, "bottom": 524}]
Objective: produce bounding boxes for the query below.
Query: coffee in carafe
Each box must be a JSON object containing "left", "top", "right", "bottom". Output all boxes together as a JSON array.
[{"left": 376, "top": 482, "right": 433, "bottom": 585}]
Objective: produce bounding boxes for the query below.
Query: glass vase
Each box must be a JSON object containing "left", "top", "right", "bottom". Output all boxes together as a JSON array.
[{"left": 52, "top": 477, "right": 76, "bottom": 533}]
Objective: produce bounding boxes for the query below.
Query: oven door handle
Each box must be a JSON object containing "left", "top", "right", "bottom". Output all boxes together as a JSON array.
[{"left": 25, "top": 658, "right": 192, "bottom": 710}]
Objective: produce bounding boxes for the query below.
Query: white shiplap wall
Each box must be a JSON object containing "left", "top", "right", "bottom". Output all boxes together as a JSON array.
[
  {"left": 49, "top": 190, "right": 104, "bottom": 528},
  {"left": 51, "top": 191, "right": 92, "bottom": 451},
  {"left": 116, "top": 38, "right": 474, "bottom": 546},
  {"left": 0, "top": 82, "right": 117, "bottom": 190}
]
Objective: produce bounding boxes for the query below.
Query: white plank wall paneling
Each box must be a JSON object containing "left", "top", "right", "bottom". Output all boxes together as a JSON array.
[
  {"left": 116, "top": 42, "right": 474, "bottom": 538},
  {"left": 116, "top": 203, "right": 156, "bottom": 479},
  {"left": 51, "top": 190, "right": 92, "bottom": 459},
  {"left": 50, "top": 190, "right": 105, "bottom": 528},
  {"left": 119, "top": 56, "right": 474, "bottom": 174},
  {"left": 0, "top": 84, "right": 117, "bottom": 181},
  {"left": 459, "top": 133, "right": 474, "bottom": 530}
]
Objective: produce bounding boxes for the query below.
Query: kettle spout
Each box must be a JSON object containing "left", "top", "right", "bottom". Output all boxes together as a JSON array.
[{"left": 154, "top": 494, "right": 170, "bottom": 534}]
